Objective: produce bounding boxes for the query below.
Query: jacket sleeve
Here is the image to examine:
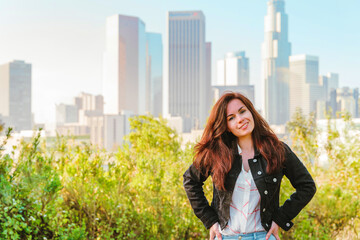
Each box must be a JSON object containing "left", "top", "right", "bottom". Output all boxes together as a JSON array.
[
  {"left": 272, "top": 143, "right": 317, "bottom": 231},
  {"left": 183, "top": 164, "right": 219, "bottom": 229}
]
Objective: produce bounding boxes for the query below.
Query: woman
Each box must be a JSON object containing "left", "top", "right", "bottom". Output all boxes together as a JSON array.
[{"left": 183, "top": 92, "right": 316, "bottom": 240}]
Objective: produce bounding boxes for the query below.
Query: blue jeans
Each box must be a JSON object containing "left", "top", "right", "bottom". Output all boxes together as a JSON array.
[{"left": 215, "top": 231, "right": 276, "bottom": 240}]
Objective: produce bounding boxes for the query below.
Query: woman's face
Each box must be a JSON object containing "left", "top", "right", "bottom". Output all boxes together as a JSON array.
[{"left": 226, "top": 98, "right": 255, "bottom": 140}]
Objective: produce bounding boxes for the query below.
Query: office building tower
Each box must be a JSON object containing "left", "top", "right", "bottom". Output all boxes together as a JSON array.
[
  {"left": 354, "top": 88, "right": 359, "bottom": 118},
  {"left": 55, "top": 92, "right": 104, "bottom": 136},
  {"left": 75, "top": 92, "right": 104, "bottom": 114},
  {"left": 327, "top": 73, "right": 339, "bottom": 93},
  {"left": 289, "top": 55, "right": 320, "bottom": 117},
  {"left": 74, "top": 92, "right": 104, "bottom": 125},
  {"left": 329, "top": 89, "right": 337, "bottom": 118},
  {"left": 165, "top": 11, "right": 210, "bottom": 132},
  {"left": 103, "top": 14, "right": 146, "bottom": 115},
  {"left": 206, "top": 42, "right": 212, "bottom": 114},
  {"left": 0, "top": 60, "right": 32, "bottom": 131},
  {"left": 262, "top": 0, "right": 292, "bottom": 124},
  {"left": 319, "top": 73, "right": 339, "bottom": 101},
  {"left": 56, "top": 104, "right": 79, "bottom": 125},
  {"left": 318, "top": 75, "right": 329, "bottom": 101},
  {"left": 217, "top": 51, "right": 249, "bottom": 86},
  {"left": 146, "top": 32, "right": 163, "bottom": 117},
  {"left": 332, "top": 87, "right": 359, "bottom": 118},
  {"left": 89, "top": 111, "right": 133, "bottom": 151}
]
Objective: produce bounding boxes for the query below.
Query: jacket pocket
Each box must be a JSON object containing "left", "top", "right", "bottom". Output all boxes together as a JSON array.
[{"left": 264, "top": 174, "right": 282, "bottom": 196}]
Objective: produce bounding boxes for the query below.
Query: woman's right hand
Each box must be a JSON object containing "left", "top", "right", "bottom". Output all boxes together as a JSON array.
[{"left": 209, "top": 222, "right": 222, "bottom": 240}]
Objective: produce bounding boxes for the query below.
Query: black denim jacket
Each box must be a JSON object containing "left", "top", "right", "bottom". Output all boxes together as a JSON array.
[{"left": 183, "top": 142, "right": 316, "bottom": 232}]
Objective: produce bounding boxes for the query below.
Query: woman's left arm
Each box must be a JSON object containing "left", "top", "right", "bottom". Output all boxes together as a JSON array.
[{"left": 271, "top": 143, "right": 316, "bottom": 231}]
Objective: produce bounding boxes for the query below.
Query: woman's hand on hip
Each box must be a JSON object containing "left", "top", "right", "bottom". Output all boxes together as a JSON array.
[
  {"left": 266, "top": 221, "right": 280, "bottom": 240},
  {"left": 209, "top": 222, "right": 222, "bottom": 240}
]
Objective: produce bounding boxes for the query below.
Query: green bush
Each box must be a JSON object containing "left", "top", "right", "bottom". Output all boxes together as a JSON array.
[
  {"left": 0, "top": 113, "right": 359, "bottom": 239},
  {"left": 282, "top": 109, "right": 360, "bottom": 239},
  {"left": 0, "top": 117, "right": 207, "bottom": 239}
]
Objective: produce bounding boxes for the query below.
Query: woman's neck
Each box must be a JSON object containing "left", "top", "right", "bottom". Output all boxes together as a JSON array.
[{"left": 238, "top": 136, "right": 254, "bottom": 153}]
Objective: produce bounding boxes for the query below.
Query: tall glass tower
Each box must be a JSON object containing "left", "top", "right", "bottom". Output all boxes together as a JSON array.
[
  {"left": 262, "top": 0, "right": 291, "bottom": 124},
  {"left": 103, "top": 14, "right": 146, "bottom": 115},
  {"left": 146, "top": 32, "right": 163, "bottom": 117},
  {"left": 165, "top": 11, "right": 209, "bottom": 132},
  {"left": 0, "top": 60, "right": 32, "bottom": 131}
]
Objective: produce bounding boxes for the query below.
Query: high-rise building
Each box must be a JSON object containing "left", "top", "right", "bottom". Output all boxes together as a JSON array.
[
  {"left": 0, "top": 60, "right": 32, "bottom": 131},
  {"left": 75, "top": 92, "right": 104, "bottom": 125},
  {"left": 165, "top": 11, "right": 210, "bottom": 132},
  {"left": 206, "top": 42, "right": 212, "bottom": 114},
  {"left": 146, "top": 32, "right": 163, "bottom": 117},
  {"left": 89, "top": 111, "right": 133, "bottom": 151},
  {"left": 55, "top": 92, "right": 104, "bottom": 136},
  {"left": 289, "top": 55, "right": 320, "bottom": 117},
  {"left": 354, "top": 88, "right": 359, "bottom": 118},
  {"left": 327, "top": 73, "right": 339, "bottom": 93},
  {"left": 217, "top": 51, "right": 249, "bottom": 86},
  {"left": 330, "top": 87, "right": 359, "bottom": 118},
  {"left": 75, "top": 92, "right": 104, "bottom": 114},
  {"left": 56, "top": 104, "right": 79, "bottom": 125},
  {"left": 262, "top": 0, "right": 292, "bottom": 124},
  {"left": 103, "top": 14, "right": 146, "bottom": 115},
  {"left": 319, "top": 72, "right": 339, "bottom": 101}
]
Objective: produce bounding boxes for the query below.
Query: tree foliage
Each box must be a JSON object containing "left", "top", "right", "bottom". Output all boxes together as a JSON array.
[
  {"left": 0, "top": 116, "right": 207, "bottom": 239},
  {"left": 283, "top": 109, "right": 360, "bottom": 239},
  {"left": 0, "top": 113, "right": 359, "bottom": 239}
]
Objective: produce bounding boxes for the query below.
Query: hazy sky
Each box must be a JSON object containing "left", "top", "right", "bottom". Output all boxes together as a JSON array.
[{"left": 1, "top": 0, "right": 359, "bottom": 123}]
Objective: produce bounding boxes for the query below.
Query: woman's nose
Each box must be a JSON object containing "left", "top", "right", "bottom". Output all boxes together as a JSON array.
[{"left": 236, "top": 114, "right": 244, "bottom": 123}]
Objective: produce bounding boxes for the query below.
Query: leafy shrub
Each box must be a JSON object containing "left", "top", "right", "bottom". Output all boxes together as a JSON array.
[
  {"left": 282, "top": 109, "right": 360, "bottom": 239},
  {"left": 0, "top": 113, "right": 358, "bottom": 239}
]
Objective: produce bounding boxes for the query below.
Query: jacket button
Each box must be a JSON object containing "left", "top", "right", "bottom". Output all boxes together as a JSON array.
[
  {"left": 257, "top": 171, "right": 262, "bottom": 175},
  {"left": 263, "top": 208, "right": 266, "bottom": 212},
  {"left": 273, "top": 178, "right": 277, "bottom": 182},
  {"left": 264, "top": 190, "right": 268, "bottom": 195},
  {"left": 286, "top": 223, "right": 290, "bottom": 227},
  {"left": 253, "top": 159, "right": 257, "bottom": 163}
]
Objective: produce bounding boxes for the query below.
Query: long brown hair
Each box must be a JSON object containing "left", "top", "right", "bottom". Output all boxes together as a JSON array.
[{"left": 193, "top": 92, "right": 285, "bottom": 191}]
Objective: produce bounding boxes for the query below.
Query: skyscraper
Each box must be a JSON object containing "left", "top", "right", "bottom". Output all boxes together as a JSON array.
[
  {"left": 289, "top": 55, "right": 320, "bottom": 117},
  {"left": 165, "top": 11, "right": 210, "bottom": 132},
  {"left": 146, "top": 32, "right": 163, "bottom": 117},
  {"left": 103, "top": 14, "right": 146, "bottom": 115},
  {"left": 0, "top": 60, "right": 32, "bottom": 131},
  {"left": 318, "top": 72, "right": 340, "bottom": 118},
  {"left": 56, "top": 104, "right": 79, "bottom": 125},
  {"left": 206, "top": 42, "right": 212, "bottom": 113},
  {"left": 217, "top": 51, "right": 249, "bottom": 86},
  {"left": 330, "top": 87, "right": 359, "bottom": 118},
  {"left": 75, "top": 92, "right": 104, "bottom": 125},
  {"left": 262, "top": 0, "right": 291, "bottom": 124},
  {"left": 326, "top": 73, "right": 339, "bottom": 94}
]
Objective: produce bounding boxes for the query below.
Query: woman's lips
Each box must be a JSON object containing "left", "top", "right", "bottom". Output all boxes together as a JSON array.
[{"left": 240, "top": 122, "right": 249, "bottom": 130}]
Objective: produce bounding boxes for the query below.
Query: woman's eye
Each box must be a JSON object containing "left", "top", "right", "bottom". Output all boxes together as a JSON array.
[
  {"left": 240, "top": 110, "right": 246, "bottom": 114},
  {"left": 228, "top": 116, "right": 234, "bottom": 121}
]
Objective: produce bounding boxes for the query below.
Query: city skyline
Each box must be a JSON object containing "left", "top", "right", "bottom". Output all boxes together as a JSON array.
[
  {"left": 262, "top": 0, "right": 291, "bottom": 124},
  {"left": 0, "top": 0, "right": 359, "bottom": 124}
]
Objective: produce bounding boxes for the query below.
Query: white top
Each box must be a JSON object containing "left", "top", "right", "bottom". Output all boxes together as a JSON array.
[{"left": 220, "top": 146, "right": 265, "bottom": 235}]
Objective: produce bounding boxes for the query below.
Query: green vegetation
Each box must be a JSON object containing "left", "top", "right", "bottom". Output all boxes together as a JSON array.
[
  {"left": 0, "top": 113, "right": 359, "bottom": 239},
  {"left": 282, "top": 109, "right": 360, "bottom": 239}
]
